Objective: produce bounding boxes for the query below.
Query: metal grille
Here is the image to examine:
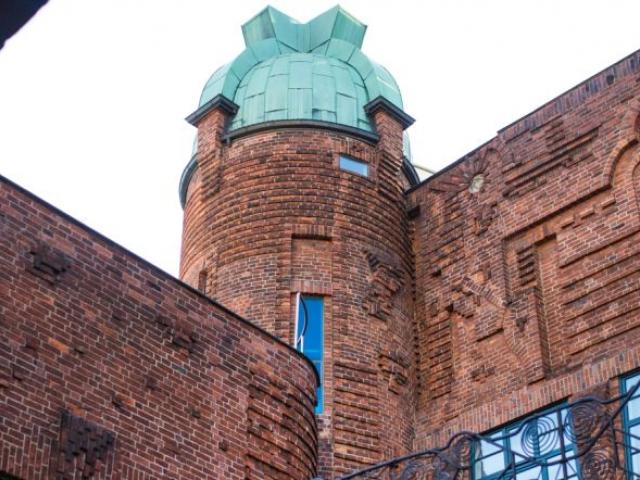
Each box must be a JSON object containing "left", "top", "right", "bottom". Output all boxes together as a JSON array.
[{"left": 339, "top": 379, "right": 640, "bottom": 480}]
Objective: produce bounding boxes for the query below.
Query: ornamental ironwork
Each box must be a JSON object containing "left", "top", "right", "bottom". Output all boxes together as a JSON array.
[{"left": 339, "top": 379, "right": 640, "bottom": 480}]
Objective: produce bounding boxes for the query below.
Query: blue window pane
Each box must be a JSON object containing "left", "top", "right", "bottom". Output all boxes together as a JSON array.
[
  {"left": 475, "top": 434, "right": 506, "bottom": 477},
  {"left": 478, "top": 436, "right": 502, "bottom": 457},
  {"left": 474, "top": 405, "right": 576, "bottom": 480},
  {"left": 631, "top": 424, "right": 640, "bottom": 452},
  {"left": 628, "top": 398, "right": 640, "bottom": 421},
  {"left": 297, "top": 295, "right": 324, "bottom": 413},
  {"left": 548, "top": 455, "right": 579, "bottom": 480},
  {"left": 339, "top": 155, "right": 368, "bottom": 176},
  {"left": 538, "top": 412, "right": 561, "bottom": 455},
  {"left": 515, "top": 465, "right": 541, "bottom": 479},
  {"left": 633, "top": 454, "right": 640, "bottom": 476},
  {"left": 509, "top": 427, "right": 528, "bottom": 462},
  {"left": 623, "top": 371, "right": 640, "bottom": 479},
  {"left": 475, "top": 452, "right": 505, "bottom": 477},
  {"left": 625, "top": 373, "right": 640, "bottom": 394},
  {"left": 626, "top": 374, "right": 640, "bottom": 420}
]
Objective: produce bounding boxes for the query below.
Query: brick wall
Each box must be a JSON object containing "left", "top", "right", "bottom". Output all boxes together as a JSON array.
[
  {"left": 0, "top": 177, "right": 318, "bottom": 479},
  {"left": 408, "top": 49, "right": 640, "bottom": 449},
  {"left": 180, "top": 108, "right": 417, "bottom": 478}
]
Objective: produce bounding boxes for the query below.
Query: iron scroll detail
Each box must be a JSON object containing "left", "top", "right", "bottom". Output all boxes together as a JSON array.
[{"left": 339, "top": 379, "right": 640, "bottom": 480}]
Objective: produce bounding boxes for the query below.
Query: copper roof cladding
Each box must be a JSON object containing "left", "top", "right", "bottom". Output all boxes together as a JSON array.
[{"left": 179, "top": 5, "right": 418, "bottom": 207}]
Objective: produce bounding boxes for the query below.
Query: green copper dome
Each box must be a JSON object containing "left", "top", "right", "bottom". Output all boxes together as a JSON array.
[
  {"left": 196, "top": 5, "right": 404, "bottom": 133},
  {"left": 180, "top": 6, "right": 418, "bottom": 207}
]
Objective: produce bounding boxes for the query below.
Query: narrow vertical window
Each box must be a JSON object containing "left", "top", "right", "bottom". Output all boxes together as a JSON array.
[
  {"left": 622, "top": 372, "right": 640, "bottom": 476},
  {"left": 295, "top": 294, "right": 324, "bottom": 413},
  {"left": 339, "top": 155, "right": 368, "bottom": 177}
]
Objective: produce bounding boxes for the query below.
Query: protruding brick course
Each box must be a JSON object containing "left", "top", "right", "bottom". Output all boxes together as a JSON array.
[{"left": 408, "top": 48, "right": 640, "bottom": 452}]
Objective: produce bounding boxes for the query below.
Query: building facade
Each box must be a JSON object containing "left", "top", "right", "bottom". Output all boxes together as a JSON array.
[{"left": 2, "top": 5, "right": 640, "bottom": 480}]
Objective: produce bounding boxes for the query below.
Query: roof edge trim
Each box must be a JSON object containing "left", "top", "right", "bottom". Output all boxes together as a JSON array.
[
  {"left": 186, "top": 94, "right": 239, "bottom": 126},
  {"left": 498, "top": 48, "right": 640, "bottom": 139},
  {"left": 364, "top": 96, "right": 415, "bottom": 129},
  {"left": 223, "top": 119, "right": 380, "bottom": 143}
]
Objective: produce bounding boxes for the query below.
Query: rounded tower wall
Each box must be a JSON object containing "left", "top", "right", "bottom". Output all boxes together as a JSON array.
[
  {"left": 178, "top": 6, "right": 419, "bottom": 477},
  {"left": 180, "top": 115, "right": 416, "bottom": 476}
]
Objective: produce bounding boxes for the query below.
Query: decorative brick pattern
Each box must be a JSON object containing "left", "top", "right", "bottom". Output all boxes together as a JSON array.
[
  {"left": 409, "top": 49, "right": 640, "bottom": 454},
  {"left": 4, "top": 34, "right": 640, "bottom": 480},
  {"left": 53, "top": 411, "right": 115, "bottom": 480},
  {"left": 362, "top": 251, "right": 403, "bottom": 321},
  {"left": 0, "top": 177, "right": 318, "bottom": 480},
  {"left": 180, "top": 49, "right": 640, "bottom": 478},
  {"left": 28, "top": 243, "right": 70, "bottom": 285}
]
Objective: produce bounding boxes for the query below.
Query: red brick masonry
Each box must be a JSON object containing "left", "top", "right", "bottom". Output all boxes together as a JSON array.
[
  {"left": 181, "top": 107, "right": 416, "bottom": 478},
  {"left": 409, "top": 50, "right": 640, "bottom": 449},
  {"left": 178, "top": 49, "right": 640, "bottom": 479},
  {"left": 0, "top": 177, "right": 318, "bottom": 479},
  {"left": 3, "top": 45, "right": 640, "bottom": 480}
]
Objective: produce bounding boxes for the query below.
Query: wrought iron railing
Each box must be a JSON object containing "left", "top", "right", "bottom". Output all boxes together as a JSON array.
[{"left": 339, "top": 379, "right": 640, "bottom": 480}]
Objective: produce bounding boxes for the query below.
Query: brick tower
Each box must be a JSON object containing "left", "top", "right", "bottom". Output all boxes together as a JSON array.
[{"left": 178, "top": 6, "right": 419, "bottom": 477}]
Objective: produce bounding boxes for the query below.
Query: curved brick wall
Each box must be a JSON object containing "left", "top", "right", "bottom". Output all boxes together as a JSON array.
[
  {"left": 0, "top": 177, "right": 318, "bottom": 480},
  {"left": 180, "top": 112, "right": 416, "bottom": 478}
]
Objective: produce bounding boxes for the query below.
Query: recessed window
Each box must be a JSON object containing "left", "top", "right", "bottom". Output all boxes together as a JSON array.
[
  {"left": 474, "top": 404, "right": 579, "bottom": 479},
  {"left": 295, "top": 294, "right": 324, "bottom": 414},
  {"left": 622, "top": 371, "right": 640, "bottom": 476},
  {"left": 339, "top": 155, "right": 368, "bottom": 177},
  {"left": 198, "top": 270, "right": 207, "bottom": 293}
]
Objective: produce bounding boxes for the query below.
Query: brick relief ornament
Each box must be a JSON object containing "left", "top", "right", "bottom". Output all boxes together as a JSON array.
[
  {"left": 53, "top": 410, "right": 115, "bottom": 479},
  {"left": 425, "top": 295, "right": 454, "bottom": 399},
  {"left": 379, "top": 350, "right": 409, "bottom": 394},
  {"left": 155, "top": 316, "right": 198, "bottom": 354},
  {"left": 362, "top": 251, "right": 403, "bottom": 321},
  {"left": 429, "top": 153, "right": 489, "bottom": 195},
  {"left": 473, "top": 201, "right": 498, "bottom": 235},
  {"left": 502, "top": 117, "right": 600, "bottom": 199},
  {"left": 503, "top": 229, "right": 557, "bottom": 383},
  {"left": 449, "top": 264, "right": 507, "bottom": 329},
  {"left": 426, "top": 148, "right": 500, "bottom": 279},
  {"left": 28, "top": 243, "right": 70, "bottom": 285}
]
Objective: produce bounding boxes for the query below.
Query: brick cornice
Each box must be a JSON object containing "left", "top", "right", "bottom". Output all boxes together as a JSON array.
[
  {"left": 222, "top": 119, "right": 380, "bottom": 143},
  {"left": 364, "top": 96, "right": 415, "bottom": 130},
  {"left": 185, "top": 94, "right": 239, "bottom": 127}
]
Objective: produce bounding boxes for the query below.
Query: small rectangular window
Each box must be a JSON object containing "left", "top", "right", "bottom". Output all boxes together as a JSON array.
[
  {"left": 339, "top": 155, "right": 368, "bottom": 177},
  {"left": 295, "top": 294, "right": 324, "bottom": 414}
]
